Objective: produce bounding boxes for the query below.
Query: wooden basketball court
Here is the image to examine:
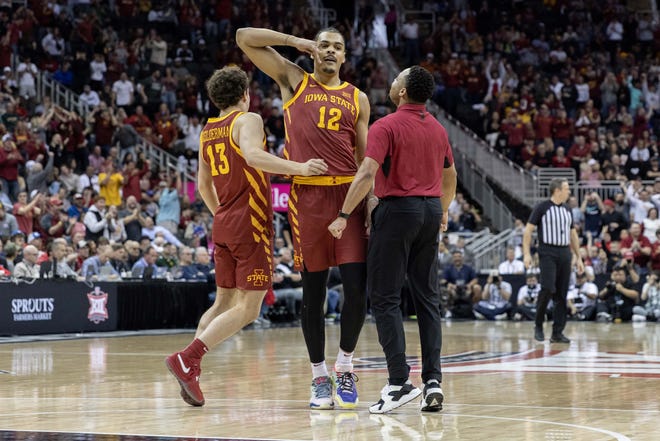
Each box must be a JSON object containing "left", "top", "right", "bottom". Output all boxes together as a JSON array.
[{"left": 1, "top": 320, "right": 658, "bottom": 440}]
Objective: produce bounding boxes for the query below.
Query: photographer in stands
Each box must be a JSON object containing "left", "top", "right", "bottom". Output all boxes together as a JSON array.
[
  {"left": 567, "top": 272, "right": 598, "bottom": 321},
  {"left": 515, "top": 274, "right": 542, "bottom": 321},
  {"left": 473, "top": 271, "right": 512, "bottom": 320},
  {"left": 596, "top": 266, "right": 639, "bottom": 322}
]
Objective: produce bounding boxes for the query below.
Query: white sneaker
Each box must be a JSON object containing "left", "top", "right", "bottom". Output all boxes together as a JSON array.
[
  {"left": 597, "top": 312, "right": 612, "bottom": 322},
  {"left": 420, "top": 379, "right": 444, "bottom": 412},
  {"left": 474, "top": 311, "right": 485, "bottom": 320},
  {"left": 494, "top": 313, "right": 508, "bottom": 321},
  {"left": 310, "top": 376, "right": 334, "bottom": 409},
  {"left": 369, "top": 380, "right": 421, "bottom": 414}
]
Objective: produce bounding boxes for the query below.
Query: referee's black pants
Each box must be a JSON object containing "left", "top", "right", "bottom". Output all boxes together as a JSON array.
[
  {"left": 368, "top": 196, "right": 443, "bottom": 384},
  {"left": 536, "top": 245, "right": 572, "bottom": 335}
]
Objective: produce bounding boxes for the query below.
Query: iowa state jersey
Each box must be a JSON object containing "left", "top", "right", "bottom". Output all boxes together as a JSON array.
[
  {"left": 283, "top": 73, "right": 361, "bottom": 176},
  {"left": 200, "top": 111, "right": 273, "bottom": 245}
]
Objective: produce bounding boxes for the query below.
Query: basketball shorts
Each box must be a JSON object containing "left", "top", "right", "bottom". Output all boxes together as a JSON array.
[
  {"left": 288, "top": 182, "right": 367, "bottom": 272},
  {"left": 214, "top": 241, "right": 273, "bottom": 291}
]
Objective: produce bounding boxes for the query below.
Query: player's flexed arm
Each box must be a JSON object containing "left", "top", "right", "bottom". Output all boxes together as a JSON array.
[{"left": 236, "top": 28, "right": 318, "bottom": 101}]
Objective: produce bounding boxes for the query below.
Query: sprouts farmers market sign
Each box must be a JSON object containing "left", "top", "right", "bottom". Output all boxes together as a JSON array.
[{"left": 272, "top": 183, "right": 290, "bottom": 213}]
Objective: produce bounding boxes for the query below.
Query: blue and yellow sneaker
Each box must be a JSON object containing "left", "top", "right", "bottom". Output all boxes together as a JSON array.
[{"left": 334, "top": 371, "right": 359, "bottom": 409}]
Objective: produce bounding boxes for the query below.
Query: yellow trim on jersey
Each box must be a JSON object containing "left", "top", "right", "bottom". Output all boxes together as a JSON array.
[
  {"left": 353, "top": 88, "right": 360, "bottom": 123},
  {"left": 283, "top": 73, "right": 310, "bottom": 111},
  {"left": 293, "top": 175, "right": 354, "bottom": 186},
  {"left": 207, "top": 110, "right": 241, "bottom": 124},
  {"left": 227, "top": 113, "right": 245, "bottom": 158},
  {"left": 249, "top": 194, "right": 268, "bottom": 222},
  {"left": 255, "top": 166, "right": 267, "bottom": 187},
  {"left": 251, "top": 215, "right": 266, "bottom": 233},
  {"left": 310, "top": 74, "right": 349, "bottom": 91},
  {"left": 244, "top": 169, "right": 269, "bottom": 207},
  {"left": 252, "top": 232, "right": 261, "bottom": 243},
  {"left": 289, "top": 203, "right": 298, "bottom": 217}
]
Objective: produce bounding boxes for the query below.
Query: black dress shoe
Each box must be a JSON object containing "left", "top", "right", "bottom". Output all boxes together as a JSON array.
[
  {"left": 550, "top": 334, "right": 570, "bottom": 343},
  {"left": 534, "top": 327, "right": 544, "bottom": 342}
]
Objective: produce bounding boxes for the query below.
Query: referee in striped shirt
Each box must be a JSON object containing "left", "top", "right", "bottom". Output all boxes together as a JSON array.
[{"left": 522, "top": 178, "right": 584, "bottom": 343}]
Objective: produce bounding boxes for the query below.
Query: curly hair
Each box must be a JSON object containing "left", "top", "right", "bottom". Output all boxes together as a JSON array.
[
  {"left": 404, "top": 66, "right": 435, "bottom": 104},
  {"left": 206, "top": 66, "right": 249, "bottom": 110}
]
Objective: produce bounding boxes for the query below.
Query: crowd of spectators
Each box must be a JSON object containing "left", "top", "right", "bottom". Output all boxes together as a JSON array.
[
  {"left": 392, "top": 0, "right": 660, "bottom": 323},
  {"left": 416, "top": 1, "right": 660, "bottom": 186},
  {"left": 2, "top": 0, "right": 660, "bottom": 325}
]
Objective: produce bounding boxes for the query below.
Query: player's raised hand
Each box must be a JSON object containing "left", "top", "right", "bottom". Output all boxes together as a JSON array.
[{"left": 289, "top": 37, "right": 320, "bottom": 62}]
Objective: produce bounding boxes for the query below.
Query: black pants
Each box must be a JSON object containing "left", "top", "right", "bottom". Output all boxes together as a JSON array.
[
  {"left": 368, "top": 197, "right": 443, "bottom": 384},
  {"left": 536, "top": 245, "right": 572, "bottom": 335}
]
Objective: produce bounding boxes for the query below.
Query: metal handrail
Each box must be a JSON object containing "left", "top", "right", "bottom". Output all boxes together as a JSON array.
[
  {"left": 39, "top": 72, "right": 195, "bottom": 190},
  {"left": 575, "top": 179, "right": 655, "bottom": 203},
  {"left": 308, "top": 0, "right": 336, "bottom": 28},
  {"left": 436, "top": 111, "right": 538, "bottom": 207}
]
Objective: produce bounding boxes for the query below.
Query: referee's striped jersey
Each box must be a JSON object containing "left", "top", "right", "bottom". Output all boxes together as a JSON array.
[{"left": 527, "top": 200, "right": 574, "bottom": 247}]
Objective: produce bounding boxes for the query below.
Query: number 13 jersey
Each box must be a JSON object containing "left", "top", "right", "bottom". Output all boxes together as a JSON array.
[
  {"left": 283, "top": 73, "right": 362, "bottom": 176},
  {"left": 200, "top": 110, "right": 273, "bottom": 244}
]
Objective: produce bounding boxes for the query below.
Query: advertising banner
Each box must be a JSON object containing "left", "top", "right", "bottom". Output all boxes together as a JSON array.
[
  {"left": 0, "top": 282, "right": 118, "bottom": 336},
  {"left": 271, "top": 183, "right": 291, "bottom": 213}
]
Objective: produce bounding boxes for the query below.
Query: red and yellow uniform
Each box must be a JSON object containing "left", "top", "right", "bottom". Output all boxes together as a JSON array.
[
  {"left": 200, "top": 111, "right": 273, "bottom": 290},
  {"left": 283, "top": 73, "right": 367, "bottom": 271}
]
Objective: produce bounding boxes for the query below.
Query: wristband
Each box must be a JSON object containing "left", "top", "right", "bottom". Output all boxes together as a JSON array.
[{"left": 338, "top": 211, "right": 350, "bottom": 220}]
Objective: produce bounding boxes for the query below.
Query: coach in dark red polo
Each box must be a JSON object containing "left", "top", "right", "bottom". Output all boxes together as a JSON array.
[{"left": 328, "top": 65, "right": 457, "bottom": 414}]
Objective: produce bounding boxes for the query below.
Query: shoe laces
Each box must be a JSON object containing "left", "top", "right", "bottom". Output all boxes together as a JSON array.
[
  {"left": 336, "top": 371, "right": 358, "bottom": 393},
  {"left": 313, "top": 377, "right": 333, "bottom": 399}
]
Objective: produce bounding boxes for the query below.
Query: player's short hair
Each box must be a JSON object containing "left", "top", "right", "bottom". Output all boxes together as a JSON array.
[
  {"left": 404, "top": 66, "right": 435, "bottom": 104},
  {"left": 206, "top": 66, "right": 249, "bottom": 110},
  {"left": 314, "top": 27, "right": 345, "bottom": 45}
]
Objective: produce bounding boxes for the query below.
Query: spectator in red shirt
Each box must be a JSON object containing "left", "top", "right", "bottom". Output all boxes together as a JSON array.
[
  {"left": 552, "top": 146, "right": 572, "bottom": 168},
  {"left": 501, "top": 109, "right": 525, "bottom": 162},
  {"left": 13, "top": 191, "right": 42, "bottom": 234},
  {"left": 533, "top": 104, "right": 554, "bottom": 149},
  {"left": 552, "top": 109, "right": 573, "bottom": 149},
  {"left": 75, "top": 12, "right": 96, "bottom": 45},
  {"left": 122, "top": 159, "right": 148, "bottom": 201},
  {"left": 155, "top": 116, "right": 179, "bottom": 152},
  {"left": 620, "top": 222, "right": 652, "bottom": 271},
  {"left": 520, "top": 139, "right": 537, "bottom": 163},
  {"left": 126, "top": 105, "right": 152, "bottom": 135},
  {"left": 0, "top": 135, "right": 25, "bottom": 202},
  {"left": 91, "top": 107, "right": 118, "bottom": 154},
  {"left": 567, "top": 135, "right": 591, "bottom": 173}
]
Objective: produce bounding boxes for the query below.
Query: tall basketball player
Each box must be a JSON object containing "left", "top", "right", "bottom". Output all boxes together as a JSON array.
[{"left": 237, "top": 27, "right": 372, "bottom": 409}]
